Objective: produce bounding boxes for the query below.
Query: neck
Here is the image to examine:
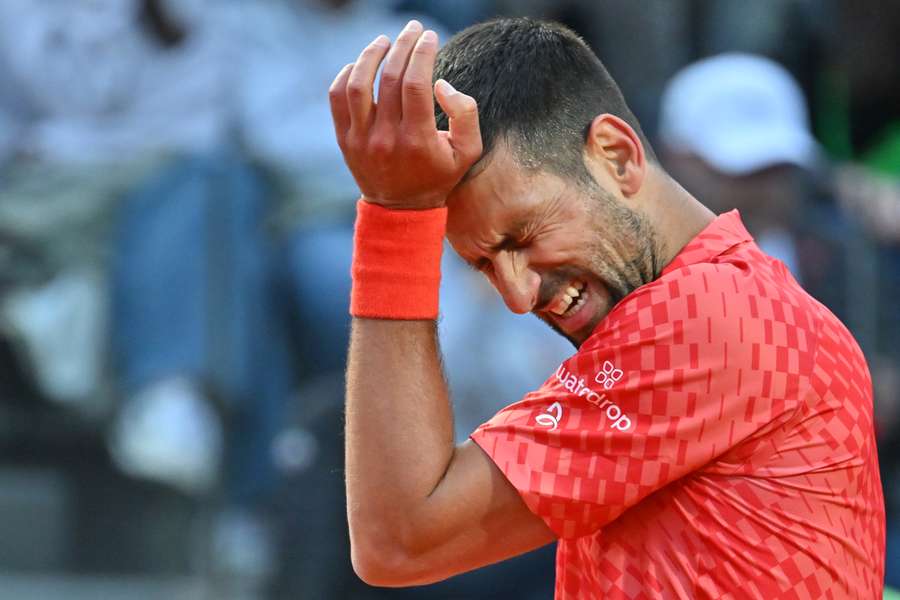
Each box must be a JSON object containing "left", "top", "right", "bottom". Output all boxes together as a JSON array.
[{"left": 643, "top": 166, "right": 716, "bottom": 272}]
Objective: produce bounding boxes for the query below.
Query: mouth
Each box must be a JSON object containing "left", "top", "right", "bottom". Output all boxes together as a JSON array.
[
  {"left": 541, "top": 278, "right": 601, "bottom": 338},
  {"left": 548, "top": 280, "right": 587, "bottom": 318}
]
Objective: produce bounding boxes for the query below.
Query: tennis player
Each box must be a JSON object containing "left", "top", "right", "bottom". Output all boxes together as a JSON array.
[{"left": 330, "top": 17, "right": 885, "bottom": 598}]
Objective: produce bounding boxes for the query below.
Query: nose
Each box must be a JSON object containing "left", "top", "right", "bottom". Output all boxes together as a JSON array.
[{"left": 491, "top": 251, "right": 539, "bottom": 314}]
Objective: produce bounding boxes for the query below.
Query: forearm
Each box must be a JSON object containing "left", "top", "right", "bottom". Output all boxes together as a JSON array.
[
  {"left": 345, "top": 317, "right": 455, "bottom": 549},
  {"left": 330, "top": 22, "right": 508, "bottom": 583}
]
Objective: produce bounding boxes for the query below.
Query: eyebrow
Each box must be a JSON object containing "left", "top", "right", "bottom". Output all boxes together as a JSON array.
[
  {"left": 490, "top": 212, "right": 536, "bottom": 250},
  {"left": 462, "top": 216, "right": 534, "bottom": 272},
  {"left": 489, "top": 234, "right": 518, "bottom": 253}
]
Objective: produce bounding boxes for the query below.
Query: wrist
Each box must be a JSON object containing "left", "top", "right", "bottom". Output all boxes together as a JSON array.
[
  {"left": 359, "top": 195, "right": 447, "bottom": 212},
  {"left": 350, "top": 200, "right": 446, "bottom": 320}
]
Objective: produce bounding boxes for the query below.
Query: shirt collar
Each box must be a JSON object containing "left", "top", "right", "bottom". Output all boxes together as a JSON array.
[{"left": 660, "top": 209, "right": 754, "bottom": 276}]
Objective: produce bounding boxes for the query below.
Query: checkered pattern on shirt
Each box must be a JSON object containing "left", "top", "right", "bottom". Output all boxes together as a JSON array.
[{"left": 470, "top": 211, "right": 885, "bottom": 599}]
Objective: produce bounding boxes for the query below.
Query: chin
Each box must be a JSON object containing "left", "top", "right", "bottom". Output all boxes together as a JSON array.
[
  {"left": 544, "top": 286, "right": 614, "bottom": 348},
  {"left": 535, "top": 312, "right": 602, "bottom": 349}
]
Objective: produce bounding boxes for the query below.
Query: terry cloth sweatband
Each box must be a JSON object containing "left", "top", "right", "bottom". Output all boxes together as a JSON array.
[{"left": 350, "top": 199, "right": 446, "bottom": 319}]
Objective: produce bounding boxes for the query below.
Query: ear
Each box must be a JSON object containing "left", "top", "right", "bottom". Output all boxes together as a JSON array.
[{"left": 585, "top": 114, "right": 646, "bottom": 197}]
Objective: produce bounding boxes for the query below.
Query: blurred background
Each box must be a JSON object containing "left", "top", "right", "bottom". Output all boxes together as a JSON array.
[{"left": 0, "top": 0, "right": 897, "bottom": 598}]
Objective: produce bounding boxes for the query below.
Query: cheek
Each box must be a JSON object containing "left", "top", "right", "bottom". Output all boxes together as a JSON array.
[{"left": 527, "top": 233, "right": 593, "bottom": 267}]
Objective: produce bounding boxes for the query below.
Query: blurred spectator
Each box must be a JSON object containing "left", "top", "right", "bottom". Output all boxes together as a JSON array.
[
  {"left": 658, "top": 53, "right": 856, "bottom": 316},
  {"left": 92, "top": 0, "right": 290, "bottom": 588},
  {"left": 658, "top": 54, "right": 819, "bottom": 267},
  {"left": 78, "top": 0, "right": 231, "bottom": 490},
  {"left": 0, "top": 0, "right": 232, "bottom": 412},
  {"left": 234, "top": 0, "right": 445, "bottom": 208},
  {"left": 228, "top": 0, "right": 449, "bottom": 381},
  {"left": 0, "top": 0, "right": 229, "bottom": 164},
  {"left": 0, "top": 0, "right": 288, "bottom": 588},
  {"left": 0, "top": 0, "right": 288, "bottom": 527}
]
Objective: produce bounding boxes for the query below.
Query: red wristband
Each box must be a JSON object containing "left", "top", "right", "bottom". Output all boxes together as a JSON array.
[{"left": 350, "top": 200, "right": 447, "bottom": 319}]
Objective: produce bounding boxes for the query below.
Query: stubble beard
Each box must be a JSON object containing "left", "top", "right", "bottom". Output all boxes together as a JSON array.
[{"left": 534, "top": 184, "right": 662, "bottom": 348}]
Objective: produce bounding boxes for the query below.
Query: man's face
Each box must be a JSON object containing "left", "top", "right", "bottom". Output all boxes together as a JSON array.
[{"left": 446, "top": 146, "right": 657, "bottom": 348}]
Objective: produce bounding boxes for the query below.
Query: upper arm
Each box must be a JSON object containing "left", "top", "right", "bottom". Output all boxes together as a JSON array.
[{"left": 352, "top": 439, "right": 555, "bottom": 587}]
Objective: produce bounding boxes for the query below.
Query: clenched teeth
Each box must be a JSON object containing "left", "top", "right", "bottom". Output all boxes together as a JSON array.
[{"left": 551, "top": 280, "right": 586, "bottom": 315}]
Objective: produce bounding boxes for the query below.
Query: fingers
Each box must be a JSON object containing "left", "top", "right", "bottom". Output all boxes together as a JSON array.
[
  {"left": 435, "top": 79, "right": 482, "bottom": 165},
  {"left": 401, "top": 30, "right": 439, "bottom": 133},
  {"left": 376, "top": 20, "right": 424, "bottom": 124},
  {"left": 328, "top": 63, "right": 354, "bottom": 139},
  {"left": 347, "top": 34, "right": 391, "bottom": 130}
]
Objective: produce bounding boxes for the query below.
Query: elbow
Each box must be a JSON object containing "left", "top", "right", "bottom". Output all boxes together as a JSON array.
[
  {"left": 350, "top": 541, "right": 402, "bottom": 587},
  {"left": 349, "top": 520, "right": 428, "bottom": 587},
  {"left": 350, "top": 531, "right": 409, "bottom": 587}
]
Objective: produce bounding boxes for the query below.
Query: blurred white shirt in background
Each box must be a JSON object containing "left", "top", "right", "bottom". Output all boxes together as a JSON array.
[
  {"left": 231, "top": 0, "right": 447, "bottom": 203},
  {"left": 0, "top": 0, "right": 231, "bottom": 164}
]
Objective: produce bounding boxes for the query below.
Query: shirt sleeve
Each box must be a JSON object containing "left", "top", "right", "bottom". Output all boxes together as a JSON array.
[{"left": 470, "top": 263, "right": 802, "bottom": 539}]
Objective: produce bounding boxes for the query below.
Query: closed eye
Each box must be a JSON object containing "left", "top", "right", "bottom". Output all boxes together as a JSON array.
[
  {"left": 463, "top": 257, "right": 491, "bottom": 273},
  {"left": 490, "top": 233, "right": 531, "bottom": 253},
  {"left": 467, "top": 236, "right": 531, "bottom": 274},
  {"left": 475, "top": 257, "right": 493, "bottom": 274},
  {"left": 463, "top": 224, "right": 534, "bottom": 274}
]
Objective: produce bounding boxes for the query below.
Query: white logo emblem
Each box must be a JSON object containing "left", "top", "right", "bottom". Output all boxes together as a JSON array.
[
  {"left": 535, "top": 402, "right": 563, "bottom": 431},
  {"left": 594, "top": 360, "right": 624, "bottom": 390},
  {"left": 553, "top": 360, "right": 633, "bottom": 431}
]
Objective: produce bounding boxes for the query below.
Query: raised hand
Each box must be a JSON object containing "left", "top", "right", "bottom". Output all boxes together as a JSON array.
[{"left": 328, "top": 21, "right": 482, "bottom": 210}]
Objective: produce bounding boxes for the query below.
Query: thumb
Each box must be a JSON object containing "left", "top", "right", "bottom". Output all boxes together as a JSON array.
[{"left": 435, "top": 79, "right": 482, "bottom": 165}]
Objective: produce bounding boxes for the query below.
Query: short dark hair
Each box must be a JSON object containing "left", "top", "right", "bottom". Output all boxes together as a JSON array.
[{"left": 434, "top": 17, "right": 656, "bottom": 183}]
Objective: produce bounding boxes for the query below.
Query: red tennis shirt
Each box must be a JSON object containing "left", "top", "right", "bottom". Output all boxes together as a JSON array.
[{"left": 470, "top": 210, "right": 885, "bottom": 599}]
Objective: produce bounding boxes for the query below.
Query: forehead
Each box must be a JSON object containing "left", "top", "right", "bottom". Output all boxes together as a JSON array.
[{"left": 446, "top": 148, "right": 566, "bottom": 244}]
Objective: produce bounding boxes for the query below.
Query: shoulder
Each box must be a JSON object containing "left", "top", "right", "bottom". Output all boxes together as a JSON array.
[
  {"left": 581, "top": 252, "right": 822, "bottom": 377},
  {"left": 584, "top": 261, "right": 756, "bottom": 349}
]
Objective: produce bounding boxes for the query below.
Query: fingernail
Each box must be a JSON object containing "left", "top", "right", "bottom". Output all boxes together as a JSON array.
[
  {"left": 437, "top": 79, "right": 458, "bottom": 95},
  {"left": 405, "top": 19, "right": 422, "bottom": 31},
  {"left": 421, "top": 30, "right": 437, "bottom": 44},
  {"left": 372, "top": 34, "right": 389, "bottom": 47}
]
